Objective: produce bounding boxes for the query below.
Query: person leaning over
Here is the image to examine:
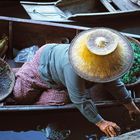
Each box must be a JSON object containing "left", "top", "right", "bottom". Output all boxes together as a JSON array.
[{"left": 12, "top": 28, "right": 140, "bottom": 137}]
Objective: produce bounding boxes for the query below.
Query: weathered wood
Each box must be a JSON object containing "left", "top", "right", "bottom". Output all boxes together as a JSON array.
[
  {"left": 105, "top": 129, "right": 140, "bottom": 140},
  {"left": 0, "top": 100, "right": 135, "bottom": 112},
  {"left": 112, "top": 0, "right": 140, "bottom": 11},
  {"left": 101, "top": 0, "right": 140, "bottom": 12},
  {"left": 0, "top": 0, "right": 140, "bottom": 32},
  {"left": 0, "top": 16, "right": 139, "bottom": 53},
  {"left": 20, "top": 1, "right": 58, "bottom": 5},
  {"left": 100, "top": 0, "right": 119, "bottom": 12},
  {"left": 8, "top": 21, "right": 13, "bottom": 58}
]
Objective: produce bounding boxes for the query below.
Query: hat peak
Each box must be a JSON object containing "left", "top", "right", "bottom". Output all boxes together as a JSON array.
[
  {"left": 87, "top": 30, "right": 119, "bottom": 55},
  {"left": 95, "top": 37, "right": 108, "bottom": 48}
]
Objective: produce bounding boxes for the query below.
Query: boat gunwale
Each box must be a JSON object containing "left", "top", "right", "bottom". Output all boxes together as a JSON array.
[
  {"left": 0, "top": 16, "right": 140, "bottom": 39},
  {"left": 69, "top": 9, "right": 140, "bottom": 19},
  {"left": 0, "top": 16, "right": 89, "bottom": 30},
  {"left": 0, "top": 98, "right": 140, "bottom": 112}
]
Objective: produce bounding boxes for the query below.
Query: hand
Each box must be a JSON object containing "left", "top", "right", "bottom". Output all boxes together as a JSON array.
[
  {"left": 129, "top": 108, "right": 140, "bottom": 121},
  {"left": 123, "top": 101, "right": 140, "bottom": 121},
  {"left": 96, "top": 120, "right": 121, "bottom": 137}
]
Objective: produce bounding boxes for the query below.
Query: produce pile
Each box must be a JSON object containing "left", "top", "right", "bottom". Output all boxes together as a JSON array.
[{"left": 121, "top": 41, "right": 140, "bottom": 84}]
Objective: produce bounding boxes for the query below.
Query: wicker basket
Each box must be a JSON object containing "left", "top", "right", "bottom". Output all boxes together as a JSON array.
[{"left": 0, "top": 58, "right": 15, "bottom": 101}]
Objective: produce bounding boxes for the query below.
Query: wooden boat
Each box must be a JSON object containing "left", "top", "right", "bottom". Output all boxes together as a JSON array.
[
  {"left": 0, "top": 0, "right": 140, "bottom": 34},
  {"left": 0, "top": 16, "right": 140, "bottom": 139}
]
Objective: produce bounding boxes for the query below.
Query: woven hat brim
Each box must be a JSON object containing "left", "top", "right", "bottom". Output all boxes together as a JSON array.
[
  {"left": 69, "top": 28, "right": 134, "bottom": 83},
  {"left": 0, "top": 58, "right": 15, "bottom": 101}
]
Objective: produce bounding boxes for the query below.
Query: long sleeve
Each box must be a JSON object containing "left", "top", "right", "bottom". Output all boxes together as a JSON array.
[
  {"left": 63, "top": 64, "right": 103, "bottom": 124},
  {"left": 103, "top": 79, "right": 132, "bottom": 103},
  {"left": 38, "top": 43, "right": 103, "bottom": 124}
]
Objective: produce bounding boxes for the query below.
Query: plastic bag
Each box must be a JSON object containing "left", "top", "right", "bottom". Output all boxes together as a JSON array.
[{"left": 14, "top": 45, "right": 39, "bottom": 63}]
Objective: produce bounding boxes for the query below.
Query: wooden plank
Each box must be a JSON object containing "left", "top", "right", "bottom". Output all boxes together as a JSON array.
[
  {"left": 105, "top": 129, "right": 140, "bottom": 140},
  {"left": 1, "top": 98, "right": 140, "bottom": 112},
  {"left": 100, "top": 0, "right": 119, "bottom": 12},
  {"left": 20, "top": 1, "right": 58, "bottom": 5},
  {"left": 112, "top": 0, "right": 140, "bottom": 11},
  {"left": 0, "top": 16, "right": 89, "bottom": 30},
  {"left": 8, "top": 22, "right": 13, "bottom": 58},
  {"left": 0, "top": 101, "right": 122, "bottom": 112},
  {"left": 21, "top": 3, "right": 68, "bottom": 22}
]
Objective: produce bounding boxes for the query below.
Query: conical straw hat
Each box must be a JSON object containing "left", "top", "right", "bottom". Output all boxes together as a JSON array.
[{"left": 69, "top": 27, "right": 134, "bottom": 83}]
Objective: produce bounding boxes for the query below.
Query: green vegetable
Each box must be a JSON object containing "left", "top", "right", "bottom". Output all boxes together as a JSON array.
[{"left": 121, "top": 41, "right": 140, "bottom": 84}]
